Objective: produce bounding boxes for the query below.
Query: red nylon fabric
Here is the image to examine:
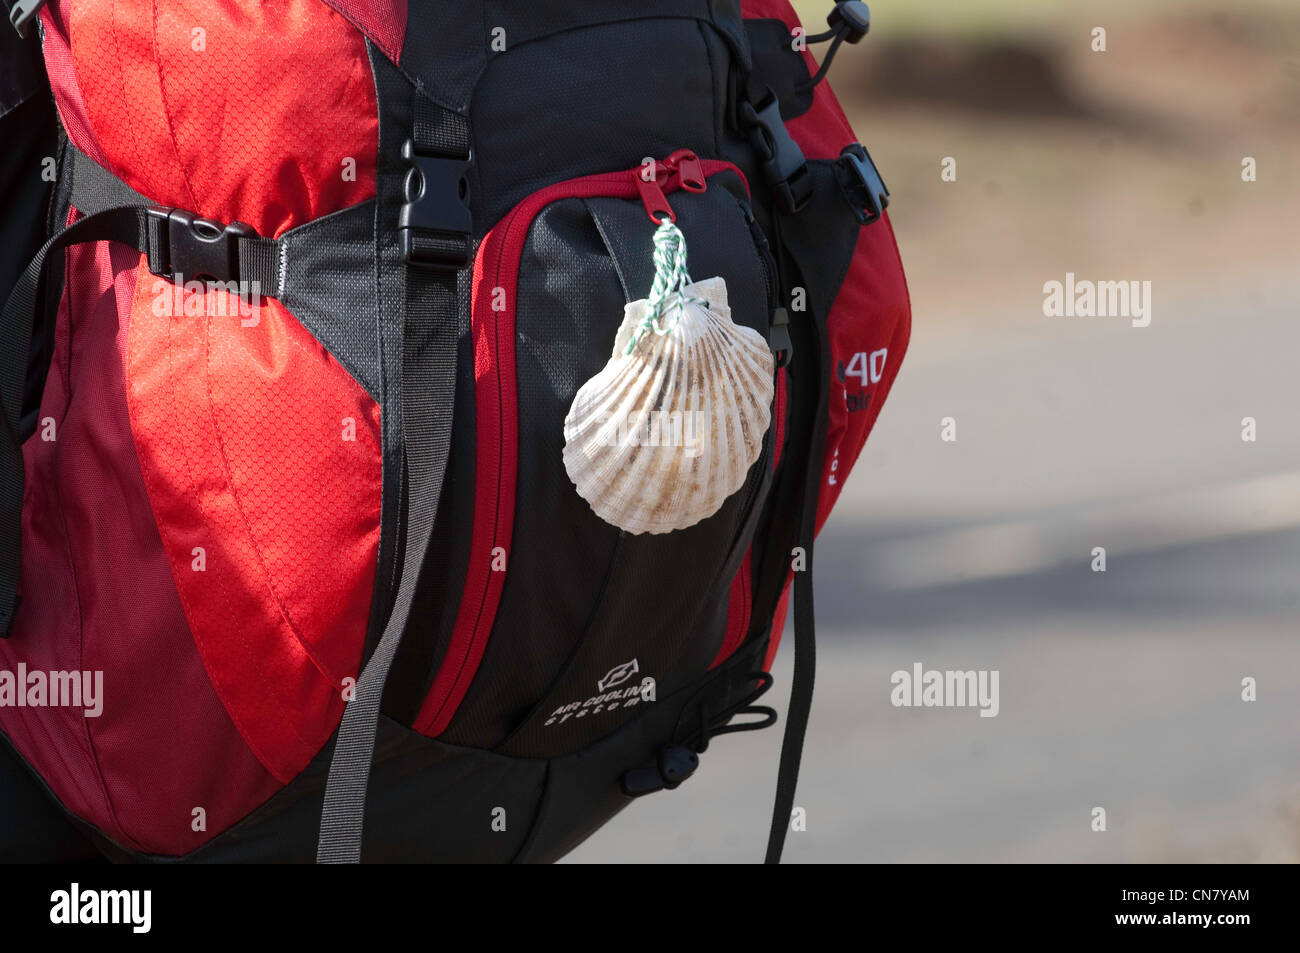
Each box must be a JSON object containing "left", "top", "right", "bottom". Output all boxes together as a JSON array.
[
  {"left": 320, "top": 0, "right": 407, "bottom": 66},
  {"left": 741, "top": 0, "right": 912, "bottom": 667},
  {"left": 38, "top": 2, "right": 108, "bottom": 166},
  {"left": 45, "top": 0, "right": 378, "bottom": 238},
  {"left": 124, "top": 274, "right": 382, "bottom": 782},
  {"left": 1, "top": 211, "right": 280, "bottom": 855},
  {"left": 22, "top": 0, "right": 384, "bottom": 824}
]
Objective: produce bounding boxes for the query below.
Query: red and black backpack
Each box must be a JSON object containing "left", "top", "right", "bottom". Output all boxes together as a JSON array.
[{"left": 0, "top": 0, "right": 909, "bottom": 862}]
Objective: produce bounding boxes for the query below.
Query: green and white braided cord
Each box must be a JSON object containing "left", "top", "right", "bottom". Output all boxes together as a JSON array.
[{"left": 626, "top": 219, "right": 708, "bottom": 354}]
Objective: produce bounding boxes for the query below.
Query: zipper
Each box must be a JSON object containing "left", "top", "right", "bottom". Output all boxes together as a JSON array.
[
  {"left": 739, "top": 199, "right": 779, "bottom": 311},
  {"left": 414, "top": 152, "right": 748, "bottom": 737},
  {"left": 635, "top": 148, "right": 709, "bottom": 223}
]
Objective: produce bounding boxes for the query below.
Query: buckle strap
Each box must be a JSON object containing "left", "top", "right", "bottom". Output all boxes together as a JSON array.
[
  {"left": 8, "top": 0, "right": 47, "bottom": 37},
  {"left": 399, "top": 95, "right": 473, "bottom": 269},
  {"left": 835, "top": 143, "right": 890, "bottom": 226},
  {"left": 144, "top": 208, "right": 280, "bottom": 295},
  {"left": 63, "top": 145, "right": 282, "bottom": 293},
  {"left": 738, "top": 86, "right": 813, "bottom": 215},
  {"left": 316, "top": 93, "right": 471, "bottom": 863}
]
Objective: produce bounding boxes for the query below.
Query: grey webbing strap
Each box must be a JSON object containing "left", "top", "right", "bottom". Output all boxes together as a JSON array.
[{"left": 316, "top": 94, "right": 470, "bottom": 863}]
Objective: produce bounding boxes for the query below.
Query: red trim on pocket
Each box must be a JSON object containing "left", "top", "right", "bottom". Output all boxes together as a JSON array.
[
  {"left": 414, "top": 158, "right": 745, "bottom": 736},
  {"left": 709, "top": 367, "right": 786, "bottom": 669}
]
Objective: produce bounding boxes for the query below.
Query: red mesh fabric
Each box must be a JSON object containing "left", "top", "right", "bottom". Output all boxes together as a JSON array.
[
  {"left": 14, "top": 0, "right": 385, "bottom": 842},
  {"left": 320, "top": 0, "right": 406, "bottom": 65},
  {"left": 39, "top": 2, "right": 108, "bottom": 166},
  {"left": 47, "top": 0, "right": 378, "bottom": 236},
  {"left": 1, "top": 212, "right": 281, "bottom": 854},
  {"left": 124, "top": 274, "right": 382, "bottom": 782}
]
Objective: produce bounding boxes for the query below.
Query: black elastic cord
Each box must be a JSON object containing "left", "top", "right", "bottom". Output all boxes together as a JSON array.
[{"left": 795, "top": 32, "right": 846, "bottom": 93}]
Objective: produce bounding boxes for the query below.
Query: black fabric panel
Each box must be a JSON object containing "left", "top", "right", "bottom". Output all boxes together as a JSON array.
[
  {"left": 400, "top": 0, "right": 747, "bottom": 112},
  {"left": 514, "top": 637, "right": 768, "bottom": 863},
  {"left": 278, "top": 199, "right": 383, "bottom": 400},
  {"left": 95, "top": 718, "right": 543, "bottom": 863},
  {"left": 745, "top": 18, "right": 816, "bottom": 120},
  {"left": 442, "top": 200, "right": 621, "bottom": 749},
  {"left": 0, "top": 13, "right": 42, "bottom": 121},
  {"left": 0, "top": 732, "right": 106, "bottom": 862},
  {"left": 0, "top": 48, "right": 57, "bottom": 431},
  {"left": 468, "top": 18, "right": 723, "bottom": 231},
  {"left": 443, "top": 176, "right": 777, "bottom": 757},
  {"left": 76, "top": 644, "right": 767, "bottom": 863}
]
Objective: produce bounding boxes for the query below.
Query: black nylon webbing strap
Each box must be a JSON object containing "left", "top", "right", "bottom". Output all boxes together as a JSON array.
[
  {"left": 0, "top": 199, "right": 282, "bottom": 635},
  {"left": 763, "top": 228, "right": 832, "bottom": 865},
  {"left": 316, "top": 93, "right": 470, "bottom": 863},
  {"left": 65, "top": 142, "right": 152, "bottom": 215},
  {"left": 762, "top": 411, "right": 827, "bottom": 864},
  {"left": 763, "top": 526, "right": 819, "bottom": 863}
]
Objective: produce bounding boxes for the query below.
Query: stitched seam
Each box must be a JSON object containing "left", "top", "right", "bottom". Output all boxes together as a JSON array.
[
  {"left": 149, "top": 0, "right": 200, "bottom": 212},
  {"left": 200, "top": 305, "right": 345, "bottom": 686},
  {"left": 132, "top": 273, "right": 299, "bottom": 782}
]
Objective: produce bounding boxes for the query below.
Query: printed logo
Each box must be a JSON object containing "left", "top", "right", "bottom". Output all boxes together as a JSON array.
[
  {"left": 836, "top": 347, "right": 887, "bottom": 412},
  {"left": 598, "top": 658, "right": 639, "bottom": 692},
  {"left": 544, "top": 661, "right": 657, "bottom": 728}
]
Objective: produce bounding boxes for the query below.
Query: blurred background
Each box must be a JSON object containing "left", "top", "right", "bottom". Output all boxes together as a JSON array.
[{"left": 570, "top": 0, "right": 1300, "bottom": 862}]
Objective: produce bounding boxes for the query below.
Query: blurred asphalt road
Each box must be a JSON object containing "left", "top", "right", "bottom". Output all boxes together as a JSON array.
[{"left": 567, "top": 276, "right": 1300, "bottom": 863}]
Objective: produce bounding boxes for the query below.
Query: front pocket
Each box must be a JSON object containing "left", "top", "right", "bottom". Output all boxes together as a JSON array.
[{"left": 412, "top": 155, "right": 780, "bottom": 754}]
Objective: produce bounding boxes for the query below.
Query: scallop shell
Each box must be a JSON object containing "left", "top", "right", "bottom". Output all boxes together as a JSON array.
[{"left": 562, "top": 276, "right": 774, "bottom": 535}]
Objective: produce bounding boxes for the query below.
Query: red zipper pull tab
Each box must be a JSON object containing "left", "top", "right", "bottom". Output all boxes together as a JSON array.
[
  {"left": 635, "top": 165, "right": 675, "bottom": 223},
  {"left": 665, "top": 149, "right": 707, "bottom": 192}
]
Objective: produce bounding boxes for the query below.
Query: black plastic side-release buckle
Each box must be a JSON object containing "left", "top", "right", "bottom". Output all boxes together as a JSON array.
[
  {"left": 739, "top": 88, "right": 813, "bottom": 215},
  {"left": 9, "top": 0, "right": 48, "bottom": 37},
  {"left": 145, "top": 208, "right": 256, "bottom": 283},
  {"left": 399, "top": 139, "right": 473, "bottom": 269},
  {"left": 622, "top": 745, "right": 700, "bottom": 797},
  {"left": 836, "top": 143, "right": 890, "bottom": 226}
]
